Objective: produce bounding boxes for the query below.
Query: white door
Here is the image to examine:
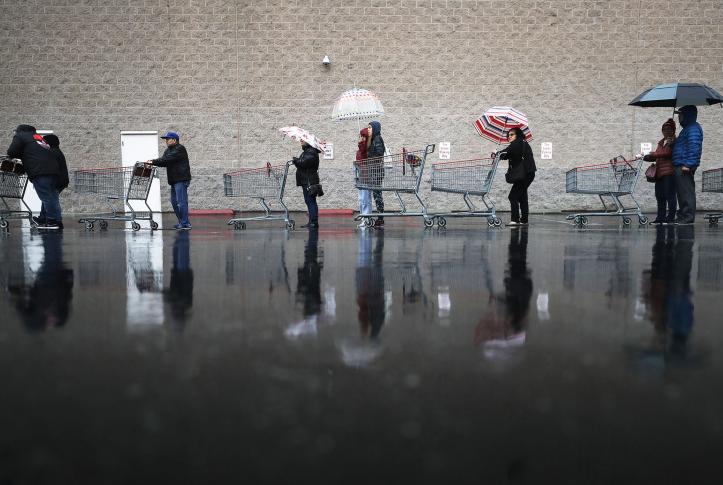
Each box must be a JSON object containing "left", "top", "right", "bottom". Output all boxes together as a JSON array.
[
  {"left": 120, "top": 131, "right": 162, "bottom": 228},
  {"left": 21, "top": 129, "right": 53, "bottom": 214}
]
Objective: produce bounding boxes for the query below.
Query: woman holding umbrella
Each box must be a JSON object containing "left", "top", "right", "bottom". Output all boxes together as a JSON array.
[
  {"left": 292, "top": 140, "right": 322, "bottom": 229},
  {"left": 498, "top": 126, "right": 536, "bottom": 226}
]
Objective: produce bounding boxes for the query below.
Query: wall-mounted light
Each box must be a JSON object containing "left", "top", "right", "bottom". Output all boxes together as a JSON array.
[{"left": 322, "top": 55, "right": 331, "bottom": 66}]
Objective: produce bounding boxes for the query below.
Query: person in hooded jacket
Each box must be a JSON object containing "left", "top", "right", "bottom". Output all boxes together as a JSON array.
[
  {"left": 643, "top": 118, "right": 677, "bottom": 224},
  {"left": 147, "top": 131, "right": 192, "bottom": 230},
  {"left": 366, "top": 121, "right": 385, "bottom": 227},
  {"left": 34, "top": 134, "right": 69, "bottom": 227},
  {"left": 6, "top": 125, "right": 62, "bottom": 229},
  {"left": 671, "top": 105, "right": 703, "bottom": 225},
  {"left": 293, "top": 140, "right": 321, "bottom": 229},
  {"left": 498, "top": 126, "right": 536, "bottom": 226}
]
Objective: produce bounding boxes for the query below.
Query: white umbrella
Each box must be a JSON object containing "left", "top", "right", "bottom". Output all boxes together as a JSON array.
[
  {"left": 331, "top": 88, "right": 384, "bottom": 124},
  {"left": 279, "top": 126, "right": 326, "bottom": 152}
]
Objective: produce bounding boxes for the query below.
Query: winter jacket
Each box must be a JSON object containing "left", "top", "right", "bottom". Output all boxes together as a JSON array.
[
  {"left": 152, "top": 143, "right": 192, "bottom": 185},
  {"left": 365, "top": 121, "right": 386, "bottom": 184},
  {"left": 643, "top": 139, "right": 675, "bottom": 178},
  {"left": 6, "top": 130, "right": 58, "bottom": 180},
  {"left": 294, "top": 144, "right": 320, "bottom": 187},
  {"left": 499, "top": 139, "right": 536, "bottom": 175},
  {"left": 367, "top": 121, "right": 385, "bottom": 158},
  {"left": 50, "top": 147, "right": 70, "bottom": 192},
  {"left": 672, "top": 105, "right": 703, "bottom": 168}
]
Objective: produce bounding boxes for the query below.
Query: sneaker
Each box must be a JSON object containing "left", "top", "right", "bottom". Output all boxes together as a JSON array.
[
  {"left": 179, "top": 224, "right": 192, "bottom": 230},
  {"left": 373, "top": 218, "right": 384, "bottom": 228},
  {"left": 357, "top": 221, "right": 368, "bottom": 228},
  {"left": 32, "top": 216, "right": 46, "bottom": 226},
  {"left": 506, "top": 221, "right": 521, "bottom": 227},
  {"left": 37, "top": 223, "right": 61, "bottom": 230},
  {"left": 650, "top": 219, "right": 664, "bottom": 225}
]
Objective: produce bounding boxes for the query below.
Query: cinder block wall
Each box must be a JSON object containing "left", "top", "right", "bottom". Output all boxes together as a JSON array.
[{"left": 1, "top": 0, "right": 721, "bottom": 213}]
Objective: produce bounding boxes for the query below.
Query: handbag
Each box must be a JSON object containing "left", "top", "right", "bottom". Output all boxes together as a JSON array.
[
  {"left": 645, "top": 163, "right": 656, "bottom": 183},
  {"left": 307, "top": 183, "right": 324, "bottom": 197},
  {"left": 504, "top": 142, "right": 528, "bottom": 184}
]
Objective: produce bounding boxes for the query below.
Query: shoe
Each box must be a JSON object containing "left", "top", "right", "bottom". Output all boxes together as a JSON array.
[
  {"left": 301, "top": 222, "right": 319, "bottom": 229},
  {"left": 650, "top": 219, "right": 664, "bottom": 225},
  {"left": 179, "top": 224, "right": 192, "bottom": 230},
  {"left": 32, "top": 216, "right": 46, "bottom": 226},
  {"left": 357, "top": 221, "right": 368, "bottom": 228},
  {"left": 37, "top": 223, "right": 61, "bottom": 230},
  {"left": 519, "top": 221, "right": 529, "bottom": 226},
  {"left": 506, "top": 221, "right": 520, "bottom": 227},
  {"left": 373, "top": 218, "right": 384, "bottom": 228},
  {"left": 674, "top": 220, "right": 694, "bottom": 225}
]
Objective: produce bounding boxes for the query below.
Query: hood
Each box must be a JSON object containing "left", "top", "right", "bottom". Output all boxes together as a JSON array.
[
  {"left": 43, "top": 134, "right": 60, "bottom": 147},
  {"left": 15, "top": 124, "right": 36, "bottom": 133},
  {"left": 369, "top": 121, "right": 381, "bottom": 137},
  {"left": 678, "top": 105, "right": 697, "bottom": 127}
]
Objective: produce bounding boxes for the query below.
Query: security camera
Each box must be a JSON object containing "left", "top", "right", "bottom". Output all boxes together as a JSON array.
[{"left": 322, "top": 55, "right": 331, "bottom": 66}]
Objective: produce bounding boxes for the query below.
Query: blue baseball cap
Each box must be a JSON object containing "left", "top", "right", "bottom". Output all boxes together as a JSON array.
[{"left": 160, "top": 131, "right": 180, "bottom": 140}]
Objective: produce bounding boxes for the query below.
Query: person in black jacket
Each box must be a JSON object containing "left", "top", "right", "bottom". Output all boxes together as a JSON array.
[
  {"left": 34, "top": 134, "right": 69, "bottom": 226},
  {"left": 293, "top": 141, "right": 321, "bottom": 229},
  {"left": 6, "top": 125, "right": 62, "bottom": 229},
  {"left": 498, "top": 126, "right": 537, "bottom": 226},
  {"left": 147, "top": 131, "right": 192, "bottom": 230},
  {"left": 366, "top": 121, "right": 386, "bottom": 227}
]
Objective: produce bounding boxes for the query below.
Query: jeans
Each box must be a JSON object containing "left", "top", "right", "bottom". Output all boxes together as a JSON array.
[
  {"left": 358, "top": 189, "right": 372, "bottom": 215},
  {"left": 654, "top": 174, "right": 677, "bottom": 222},
  {"left": 302, "top": 185, "right": 318, "bottom": 222},
  {"left": 171, "top": 181, "right": 191, "bottom": 226},
  {"left": 508, "top": 172, "right": 535, "bottom": 223},
  {"left": 674, "top": 166, "right": 696, "bottom": 223},
  {"left": 32, "top": 175, "right": 62, "bottom": 223}
]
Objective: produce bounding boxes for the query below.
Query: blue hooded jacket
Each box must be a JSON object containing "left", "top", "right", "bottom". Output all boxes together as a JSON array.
[
  {"left": 368, "top": 121, "right": 385, "bottom": 158},
  {"left": 671, "top": 105, "right": 703, "bottom": 168}
]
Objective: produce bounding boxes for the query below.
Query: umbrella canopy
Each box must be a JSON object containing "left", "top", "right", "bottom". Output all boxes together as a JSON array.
[
  {"left": 331, "top": 88, "right": 384, "bottom": 121},
  {"left": 279, "top": 126, "right": 326, "bottom": 152},
  {"left": 629, "top": 82, "right": 723, "bottom": 108},
  {"left": 474, "top": 106, "right": 533, "bottom": 144}
]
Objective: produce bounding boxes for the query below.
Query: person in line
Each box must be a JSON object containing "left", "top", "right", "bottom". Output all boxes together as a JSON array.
[
  {"left": 147, "top": 131, "right": 192, "bottom": 230},
  {"left": 498, "top": 126, "right": 536, "bottom": 226},
  {"left": 37, "top": 134, "right": 69, "bottom": 227},
  {"left": 292, "top": 139, "right": 321, "bottom": 229},
  {"left": 366, "top": 120, "right": 386, "bottom": 228},
  {"left": 671, "top": 105, "right": 703, "bottom": 225},
  {"left": 643, "top": 119, "right": 677, "bottom": 224},
  {"left": 6, "top": 125, "right": 62, "bottom": 229},
  {"left": 355, "top": 127, "right": 372, "bottom": 228}
]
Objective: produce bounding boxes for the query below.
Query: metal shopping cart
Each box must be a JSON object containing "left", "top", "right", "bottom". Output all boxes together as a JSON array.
[
  {"left": 427, "top": 155, "right": 503, "bottom": 228},
  {"left": 565, "top": 155, "right": 648, "bottom": 226},
  {"left": 73, "top": 162, "right": 158, "bottom": 231},
  {"left": 0, "top": 156, "right": 33, "bottom": 230},
  {"left": 354, "top": 144, "right": 436, "bottom": 227},
  {"left": 702, "top": 167, "right": 723, "bottom": 225},
  {"left": 224, "top": 161, "right": 294, "bottom": 230}
]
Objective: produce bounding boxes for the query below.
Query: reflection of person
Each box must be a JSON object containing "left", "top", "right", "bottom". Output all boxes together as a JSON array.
[
  {"left": 672, "top": 105, "right": 703, "bottom": 225},
  {"left": 164, "top": 231, "right": 193, "bottom": 331},
  {"left": 6, "top": 124, "right": 62, "bottom": 229},
  {"left": 498, "top": 127, "right": 536, "bottom": 226},
  {"left": 356, "top": 230, "right": 385, "bottom": 339},
  {"left": 8, "top": 233, "right": 74, "bottom": 331},
  {"left": 147, "top": 131, "right": 192, "bottom": 230},
  {"left": 355, "top": 127, "right": 372, "bottom": 227},
  {"left": 643, "top": 119, "right": 677, "bottom": 224},
  {"left": 366, "top": 121, "right": 385, "bottom": 227},
  {"left": 292, "top": 141, "right": 321, "bottom": 229},
  {"left": 296, "top": 228, "right": 322, "bottom": 318}
]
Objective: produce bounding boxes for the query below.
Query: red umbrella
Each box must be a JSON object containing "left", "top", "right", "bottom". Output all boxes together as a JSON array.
[{"left": 474, "top": 106, "right": 533, "bottom": 144}]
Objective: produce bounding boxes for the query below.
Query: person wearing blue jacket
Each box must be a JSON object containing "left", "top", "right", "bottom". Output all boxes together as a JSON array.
[{"left": 671, "top": 105, "right": 704, "bottom": 224}]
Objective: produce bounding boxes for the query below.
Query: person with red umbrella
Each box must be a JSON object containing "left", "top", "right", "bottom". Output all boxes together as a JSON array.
[{"left": 497, "top": 126, "right": 537, "bottom": 226}]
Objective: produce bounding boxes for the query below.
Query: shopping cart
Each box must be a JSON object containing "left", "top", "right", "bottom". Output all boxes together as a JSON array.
[
  {"left": 224, "top": 161, "right": 294, "bottom": 230},
  {"left": 426, "top": 155, "right": 503, "bottom": 228},
  {"left": 354, "top": 144, "right": 435, "bottom": 227},
  {"left": 565, "top": 155, "right": 648, "bottom": 226},
  {"left": 73, "top": 162, "right": 158, "bottom": 231},
  {"left": 702, "top": 167, "right": 723, "bottom": 225},
  {"left": 0, "top": 156, "right": 33, "bottom": 230}
]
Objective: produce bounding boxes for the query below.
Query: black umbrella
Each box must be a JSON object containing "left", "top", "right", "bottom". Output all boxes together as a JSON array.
[{"left": 629, "top": 82, "right": 723, "bottom": 108}]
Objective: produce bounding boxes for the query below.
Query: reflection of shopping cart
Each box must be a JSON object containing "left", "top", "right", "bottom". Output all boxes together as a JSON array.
[
  {"left": 427, "top": 155, "right": 502, "bottom": 228},
  {"left": 224, "top": 161, "right": 294, "bottom": 230},
  {"left": 354, "top": 144, "right": 435, "bottom": 226},
  {"left": 702, "top": 167, "right": 723, "bottom": 225},
  {"left": 73, "top": 162, "right": 158, "bottom": 231},
  {"left": 565, "top": 155, "right": 648, "bottom": 226},
  {"left": 0, "top": 156, "right": 33, "bottom": 230}
]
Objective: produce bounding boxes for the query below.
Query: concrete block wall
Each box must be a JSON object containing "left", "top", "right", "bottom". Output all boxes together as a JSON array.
[{"left": 1, "top": 0, "right": 721, "bottom": 214}]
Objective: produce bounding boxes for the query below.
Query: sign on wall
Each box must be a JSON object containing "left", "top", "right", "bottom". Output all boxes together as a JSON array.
[
  {"left": 323, "top": 143, "right": 334, "bottom": 160},
  {"left": 640, "top": 142, "right": 652, "bottom": 155},
  {"left": 540, "top": 142, "right": 552, "bottom": 160},
  {"left": 439, "top": 142, "right": 450, "bottom": 160}
]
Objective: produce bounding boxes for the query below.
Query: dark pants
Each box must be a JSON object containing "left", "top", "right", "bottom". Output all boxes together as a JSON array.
[
  {"left": 654, "top": 174, "right": 677, "bottom": 222},
  {"left": 508, "top": 172, "right": 535, "bottom": 223},
  {"left": 171, "top": 181, "right": 190, "bottom": 226},
  {"left": 33, "top": 175, "right": 62, "bottom": 223},
  {"left": 372, "top": 190, "right": 384, "bottom": 216},
  {"left": 302, "top": 185, "right": 318, "bottom": 222},
  {"left": 674, "top": 166, "right": 696, "bottom": 223}
]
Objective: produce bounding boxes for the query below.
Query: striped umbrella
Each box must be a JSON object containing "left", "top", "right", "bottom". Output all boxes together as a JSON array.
[
  {"left": 331, "top": 88, "right": 385, "bottom": 122},
  {"left": 474, "top": 106, "right": 533, "bottom": 144}
]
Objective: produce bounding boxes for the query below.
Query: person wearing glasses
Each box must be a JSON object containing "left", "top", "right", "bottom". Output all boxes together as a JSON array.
[{"left": 497, "top": 126, "right": 537, "bottom": 226}]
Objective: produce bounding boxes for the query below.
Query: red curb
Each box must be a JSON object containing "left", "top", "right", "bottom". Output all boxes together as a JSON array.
[
  {"left": 319, "top": 209, "right": 354, "bottom": 216},
  {"left": 189, "top": 209, "right": 235, "bottom": 216}
]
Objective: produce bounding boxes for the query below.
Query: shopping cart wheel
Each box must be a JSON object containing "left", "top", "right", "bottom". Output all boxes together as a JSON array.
[
  {"left": 493, "top": 217, "right": 502, "bottom": 227},
  {"left": 85, "top": 221, "right": 94, "bottom": 230},
  {"left": 710, "top": 217, "right": 719, "bottom": 226},
  {"left": 99, "top": 220, "right": 108, "bottom": 230},
  {"left": 131, "top": 222, "right": 141, "bottom": 231},
  {"left": 0, "top": 219, "right": 8, "bottom": 229},
  {"left": 437, "top": 217, "right": 447, "bottom": 228},
  {"left": 364, "top": 218, "right": 374, "bottom": 227},
  {"left": 150, "top": 221, "right": 159, "bottom": 230},
  {"left": 286, "top": 220, "right": 295, "bottom": 230},
  {"left": 424, "top": 218, "right": 434, "bottom": 228},
  {"left": 622, "top": 217, "right": 631, "bottom": 226},
  {"left": 234, "top": 221, "right": 246, "bottom": 230},
  {"left": 638, "top": 216, "right": 649, "bottom": 225}
]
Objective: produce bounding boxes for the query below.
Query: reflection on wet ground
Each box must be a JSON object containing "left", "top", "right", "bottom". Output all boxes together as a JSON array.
[{"left": 1, "top": 215, "right": 723, "bottom": 484}]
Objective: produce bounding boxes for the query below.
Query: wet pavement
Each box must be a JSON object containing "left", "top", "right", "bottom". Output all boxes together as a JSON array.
[{"left": 1, "top": 214, "right": 723, "bottom": 484}]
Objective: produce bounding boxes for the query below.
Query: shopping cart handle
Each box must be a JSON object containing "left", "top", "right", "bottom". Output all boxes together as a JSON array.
[{"left": 426, "top": 144, "right": 436, "bottom": 154}]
